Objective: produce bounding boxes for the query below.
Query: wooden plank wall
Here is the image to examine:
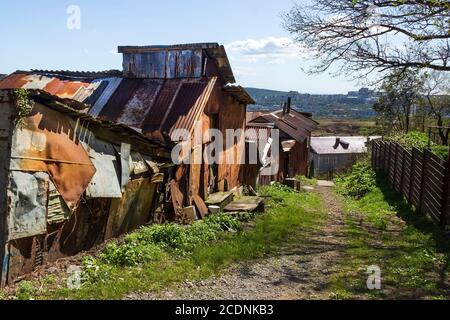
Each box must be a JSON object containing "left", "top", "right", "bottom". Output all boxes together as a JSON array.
[{"left": 372, "top": 140, "right": 449, "bottom": 226}]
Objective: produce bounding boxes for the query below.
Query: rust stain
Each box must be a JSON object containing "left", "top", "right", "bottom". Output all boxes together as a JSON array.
[
  {"left": 0, "top": 74, "right": 28, "bottom": 90},
  {"left": 43, "top": 78, "right": 90, "bottom": 98},
  {"left": 12, "top": 103, "right": 96, "bottom": 211}
]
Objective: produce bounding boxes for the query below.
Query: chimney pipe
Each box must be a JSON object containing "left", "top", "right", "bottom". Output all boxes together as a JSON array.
[
  {"left": 334, "top": 138, "right": 341, "bottom": 149},
  {"left": 286, "top": 97, "right": 292, "bottom": 114}
]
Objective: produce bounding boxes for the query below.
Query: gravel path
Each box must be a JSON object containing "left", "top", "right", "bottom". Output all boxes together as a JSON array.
[{"left": 125, "top": 185, "right": 347, "bottom": 300}]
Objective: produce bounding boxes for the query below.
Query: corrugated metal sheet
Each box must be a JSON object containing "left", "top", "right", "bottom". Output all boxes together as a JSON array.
[
  {"left": 7, "top": 171, "right": 49, "bottom": 241},
  {"left": 0, "top": 72, "right": 119, "bottom": 112},
  {"left": 142, "top": 79, "right": 182, "bottom": 133},
  {"left": 119, "top": 143, "right": 131, "bottom": 191},
  {"left": 10, "top": 103, "right": 96, "bottom": 211},
  {"left": 249, "top": 109, "right": 318, "bottom": 144},
  {"left": 122, "top": 49, "right": 203, "bottom": 79},
  {"left": 82, "top": 138, "right": 122, "bottom": 199},
  {"left": 96, "top": 78, "right": 216, "bottom": 141},
  {"left": 163, "top": 81, "right": 209, "bottom": 134},
  {"left": 88, "top": 78, "right": 123, "bottom": 117},
  {"left": 105, "top": 178, "right": 156, "bottom": 239},
  {"left": 116, "top": 80, "right": 163, "bottom": 129}
]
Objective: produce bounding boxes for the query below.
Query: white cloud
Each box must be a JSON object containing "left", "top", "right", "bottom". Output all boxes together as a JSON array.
[{"left": 225, "top": 37, "right": 309, "bottom": 64}]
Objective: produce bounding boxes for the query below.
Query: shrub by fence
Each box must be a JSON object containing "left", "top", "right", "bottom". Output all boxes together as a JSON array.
[{"left": 372, "top": 140, "right": 450, "bottom": 226}]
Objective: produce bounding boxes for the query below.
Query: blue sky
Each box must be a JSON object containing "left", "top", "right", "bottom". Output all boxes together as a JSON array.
[{"left": 0, "top": 0, "right": 362, "bottom": 94}]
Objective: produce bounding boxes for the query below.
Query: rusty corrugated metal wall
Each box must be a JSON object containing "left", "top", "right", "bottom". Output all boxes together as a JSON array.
[
  {"left": 0, "top": 91, "right": 14, "bottom": 287},
  {"left": 0, "top": 94, "right": 170, "bottom": 285}
]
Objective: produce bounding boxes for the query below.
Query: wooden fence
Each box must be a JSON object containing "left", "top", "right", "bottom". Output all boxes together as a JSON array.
[{"left": 372, "top": 140, "right": 450, "bottom": 226}]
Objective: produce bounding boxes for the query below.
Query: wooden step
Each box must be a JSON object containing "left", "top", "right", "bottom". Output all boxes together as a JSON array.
[
  {"left": 205, "top": 192, "right": 234, "bottom": 210},
  {"left": 224, "top": 196, "right": 265, "bottom": 213}
]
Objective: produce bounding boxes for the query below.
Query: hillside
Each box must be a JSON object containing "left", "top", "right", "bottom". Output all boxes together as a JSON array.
[{"left": 245, "top": 87, "right": 378, "bottom": 119}]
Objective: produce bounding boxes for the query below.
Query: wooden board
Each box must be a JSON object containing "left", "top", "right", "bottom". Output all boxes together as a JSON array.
[
  {"left": 224, "top": 197, "right": 265, "bottom": 213},
  {"left": 169, "top": 180, "right": 184, "bottom": 218},
  {"left": 193, "top": 194, "right": 209, "bottom": 219}
]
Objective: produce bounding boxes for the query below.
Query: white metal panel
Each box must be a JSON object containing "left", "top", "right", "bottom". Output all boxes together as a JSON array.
[
  {"left": 88, "top": 78, "right": 123, "bottom": 117},
  {"left": 7, "top": 171, "right": 49, "bottom": 241},
  {"left": 82, "top": 138, "right": 122, "bottom": 199}
]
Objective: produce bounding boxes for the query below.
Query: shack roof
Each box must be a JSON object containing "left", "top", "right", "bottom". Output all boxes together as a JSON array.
[
  {"left": 0, "top": 70, "right": 250, "bottom": 141},
  {"left": 247, "top": 109, "right": 318, "bottom": 144},
  {"left": 311, "top": 136, "right": 382, "bottom": 155},
  {"left": 0, "top": 43, "right": 252, "bottom": 142},
  {"left": 1, "top": 88, "right": 172, "bottom": 154}
]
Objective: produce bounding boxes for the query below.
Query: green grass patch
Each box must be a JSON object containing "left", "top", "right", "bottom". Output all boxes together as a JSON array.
[
  {"left": 28, "top": 186, "right": 325, "bottom": 300},
  {"left": 333, "top": 176, "right": 450, "bottom": 299},
  {"left": 296, "top": 176, "right": 318, "bottom": 187}
]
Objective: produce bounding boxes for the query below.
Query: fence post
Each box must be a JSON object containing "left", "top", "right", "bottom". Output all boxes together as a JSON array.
[
  {"left": 440, "top": 158, "right": 450, "bottom": 227},
  {"left": 409, "top": 148, "right": 416, "bottom": 204},
  {"left": 384, "top": 143, "right": 389, "bottom": 178},
  {"left": 393, "top": 144, "right": 399, "bottom": 189},
  {"left": 400, "top": 146, "right": 406, "bottom": 197},
  {"left": 387, "top": 143, "right": 393, "bottom": 185},
  {"left": 371, "top": 141, "right": 376, "bottom": 170},
  {"left": 418, "top": 149, "right": 429, "bottom": 216}
]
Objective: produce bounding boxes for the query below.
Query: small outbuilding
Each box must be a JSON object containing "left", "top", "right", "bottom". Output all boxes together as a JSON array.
[
  {"left": 246, "top": 103, "right": 318, "bottom": 185},
  {"left": 309, "top": 136, "right": 381, "bottom": 179}
]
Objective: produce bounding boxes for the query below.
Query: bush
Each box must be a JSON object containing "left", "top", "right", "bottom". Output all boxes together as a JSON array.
[
  {"left": 204, "top": 214, "right": 243, "bottom": 232},
  {"left": 135, "top": 224, "right": 190, "bottom": 250},
  {"left": 269, "top": 182, "right": 297, "bottom": 193},
  {"left": 94, "top": 215, "right": 243, "bottom": 268},
  {"left": 336, "top": 161, "right": 376, "bottom": 199},
  {"left": 387, "top": 131, "right": 449, "bottom": 160},
  {"left": 101, "top": 241, "right": 163, "bottom": 267}
]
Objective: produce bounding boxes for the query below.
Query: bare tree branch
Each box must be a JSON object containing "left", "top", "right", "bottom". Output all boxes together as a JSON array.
[{"left": 283, "top": 0, "right": 450, "bottom": 80}]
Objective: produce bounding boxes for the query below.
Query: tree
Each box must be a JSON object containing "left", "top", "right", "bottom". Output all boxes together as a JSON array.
[
  {"left": 283, "top": 0, "right": 450, "bottom": 79},
  {"left": 373, "top": 69, "right": 425, "bottom": 133},
  {"left": 422, "top": 71, "right": 450, "bottom": 145}
]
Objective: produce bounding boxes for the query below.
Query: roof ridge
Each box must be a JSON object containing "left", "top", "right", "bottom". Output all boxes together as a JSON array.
[{"left": 18, "top": 69, "right": 123, "bottom": 79}]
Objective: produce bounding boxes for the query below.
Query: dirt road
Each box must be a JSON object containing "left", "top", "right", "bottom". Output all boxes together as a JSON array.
[{"left": 125, "top": 185, "right": 347, "bottom": 300}]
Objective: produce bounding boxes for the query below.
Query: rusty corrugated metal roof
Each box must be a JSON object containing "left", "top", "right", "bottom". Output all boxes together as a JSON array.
[
  {"left": 0, "top": 72, "right": 118, "bottom": 112},
  {"left": 248, "top": 109, "right": 318, "bottom": 144},
  {"left": 0, "top": 67, "right": 229, "bottom": 143},
  {"left": 97, "top": 77, "right": 216, "bottom": 141}
]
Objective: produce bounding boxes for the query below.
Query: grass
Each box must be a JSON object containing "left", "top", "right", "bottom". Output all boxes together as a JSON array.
[
  {"left": 296, "top": 175, "right": 318, "bottom": 187},
  {"left": 332, "top": 177, "right": 450, "bottom": 299},
  {"left": 16, "top": 184, "right": 325, "bottom": 300}
]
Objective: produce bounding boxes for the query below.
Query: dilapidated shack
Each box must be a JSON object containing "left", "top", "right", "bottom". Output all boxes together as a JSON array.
[
  {"left": 0, "top": 89, "right": 171, "bottom": 286},
  {"left": 246, "top": 107, "right": 318, "bottom": 184},
  {"left": 0, "top": 43, "right": 254, "bottom": 222},
  {"left": 0, "top": 43, "right": 254, "bottom": 284}
]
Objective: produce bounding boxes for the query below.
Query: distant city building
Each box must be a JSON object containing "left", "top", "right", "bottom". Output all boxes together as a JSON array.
[{"left": 246, "top": 87, "right": 379, "bottom": 119}]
